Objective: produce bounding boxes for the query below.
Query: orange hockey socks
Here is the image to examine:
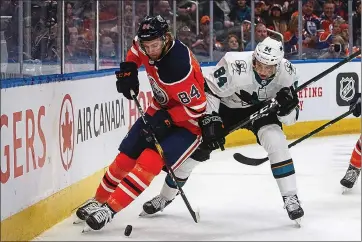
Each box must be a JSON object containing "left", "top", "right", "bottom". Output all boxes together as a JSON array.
[
  {"left": 106, "top": 148, "right": 164, "bottom": 212},
  {"left": 95, "top": 153, "right": 136, "bottom": 203},
  {"left": 350, "top": 138, "right": 361, "bottom": 169}
]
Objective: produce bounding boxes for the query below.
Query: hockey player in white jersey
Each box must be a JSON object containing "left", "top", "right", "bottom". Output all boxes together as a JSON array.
[{"left": 141, "top": 37, "right": 304, "bottom": 224}]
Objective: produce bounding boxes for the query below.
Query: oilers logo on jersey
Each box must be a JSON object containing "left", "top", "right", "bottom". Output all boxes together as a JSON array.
[{"left": 148, "top": 75, "right": 169, "bottom": 105}]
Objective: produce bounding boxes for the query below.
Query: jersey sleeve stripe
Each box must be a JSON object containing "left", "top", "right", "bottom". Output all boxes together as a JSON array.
[
  {"left": 189, "top": 101, "right": 207, "bottom": 110},
  {"left": 150, "top": 101, "right": 160, "bottom": 110},
  {"left": 185, "top": 105, "right": 206, "bottom": 115},
  {"left": 183, "top": 105, "right": 204, "bottom": 118},
  {"left": 188, "top": 119, "right": 199, "bottom": 127},
  {"left": 131, "top": 46, "right": 139, "bottom": 56}
]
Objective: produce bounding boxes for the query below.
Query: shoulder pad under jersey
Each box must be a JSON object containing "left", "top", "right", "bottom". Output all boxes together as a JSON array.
[
  {"left": 277, "top": 58, "right": 300, "bottom": 88},
  {"left": 205, "top": 52, "right": 253, "bottom": 97},
  {"left": 156, "top": 40, "right": 192, "bottom": 84}
]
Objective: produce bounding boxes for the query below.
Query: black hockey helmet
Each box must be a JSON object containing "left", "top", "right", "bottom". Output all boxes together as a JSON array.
[{"left": 137, "top": 15, "right": 169, "bottom": 42}]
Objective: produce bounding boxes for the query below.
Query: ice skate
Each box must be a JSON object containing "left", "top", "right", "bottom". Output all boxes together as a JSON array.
[
  {"left": 283, "top": 195, "right": 304, "bottom": 227},
  {"left": 139, "top": 195, "right": 174, "bottom": 217},
  {"left": 340, "top": 164, "right": 361, "bottom": 194},
  {"left": 82, "top": 203, "right": 115, "bottom": 232},
  {"left": 74, "top": 198, "right": 101, "bottom": 224}
]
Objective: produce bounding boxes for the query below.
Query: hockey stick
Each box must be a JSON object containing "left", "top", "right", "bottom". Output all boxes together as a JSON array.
[
  {"left": 233, "top": 106, "right": 357, "bottom": 166},
  {"left": 226, "top": 49, "right": 361, "bottom": 134},
  {"left": 130, "top": 90, "right": 200, "bottom": 223}
]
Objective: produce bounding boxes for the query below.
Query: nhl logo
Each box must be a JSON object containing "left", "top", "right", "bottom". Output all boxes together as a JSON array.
[
  {"left": 336, "top": 72, "right": 359, "bottom": 106},
  {"left": 339, "top": 77, "right": 355, "bottom": 102}
]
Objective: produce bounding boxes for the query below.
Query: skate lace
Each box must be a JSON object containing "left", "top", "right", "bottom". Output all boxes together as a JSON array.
[
  {"left": 344, "top": 168, "right": 360, "bottom": 183},
  {"left": 283, "top": 195, "right": 300, "bottom": 212},
  {"left": 90, "top": 206, "right": 113, "bottom": 224},
  {"left": 150, "top": 195, "right": 167, "bottom": 211},
  {"left": 80, "top": 198, "right": 100, "bottom": 212}
]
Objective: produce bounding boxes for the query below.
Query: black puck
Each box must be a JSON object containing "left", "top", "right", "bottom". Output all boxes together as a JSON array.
[{"left": 124, "top": 225, "right": 132, "bottom": 236}]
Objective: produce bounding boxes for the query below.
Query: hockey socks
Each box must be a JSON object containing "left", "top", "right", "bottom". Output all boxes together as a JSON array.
[
  {"left": 350, "top": 138, "right": 361, "bottom": 169},
  {"left": 95, "top": 153, "right": 136, "bottom": 203},
  {"left": 106, "top": 148, "right": 164, "bottom": 212}
]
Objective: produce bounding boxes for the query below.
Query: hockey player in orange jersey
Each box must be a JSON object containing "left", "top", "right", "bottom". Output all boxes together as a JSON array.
[
  {"left": 340, "top": 93, "right": 361, "bottom": 191},
  {"left": 73, "top": 15, "right": 224, "bottom": 231}
]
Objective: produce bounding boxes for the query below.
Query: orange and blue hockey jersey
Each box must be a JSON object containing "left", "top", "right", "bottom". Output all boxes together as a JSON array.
[{"left": 126, "top": 38, "right": 206, "bottom": 135}]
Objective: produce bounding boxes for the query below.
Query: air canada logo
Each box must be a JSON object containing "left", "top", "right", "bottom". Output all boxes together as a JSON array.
[
  {"left": 148, "top": 75, "right": 169, "bottom": 105},
  {"left": 336, "top": 72, "right": 359, "bottom": 106},
  {"left": 59, "top": 94, "right": 75, "bottom": 171}
]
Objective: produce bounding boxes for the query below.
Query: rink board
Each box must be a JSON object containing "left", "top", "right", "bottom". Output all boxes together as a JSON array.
[{"left": 1, "top": 61, "right": 361, "bottom": 241}]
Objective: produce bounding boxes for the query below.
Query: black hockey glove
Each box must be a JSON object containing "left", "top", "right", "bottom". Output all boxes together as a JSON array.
[
  {"left": 198, "top": 112, "right": 226, "bottom": 151},
  {"left": 275, "top": 86, "right": 299, "bottom": 116},
  {"left": 115, "top": 62, "right": 139, "bottom": 100},
  {"left": 142, "top": 109, "right": 173, "bottom": 142},
  {"left": 350, "top": 93, "right": 361, "bottom": 117}
]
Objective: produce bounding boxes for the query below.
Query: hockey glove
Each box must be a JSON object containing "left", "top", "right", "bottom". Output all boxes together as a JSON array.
[
  {"left": 350, "top": 93, "right": 361, "bottom": 117},
  {"left": 115, "top": 62, "right": 139, "bottom": 100},
  {"left": 198, "top": 112, "right": 226, "bottom": 151},
  {"left": 142, "top": 109, "right": 173, "bottom": 142},
  {"left": 275, "top": 86, "right": 299, "bottom": 116}
]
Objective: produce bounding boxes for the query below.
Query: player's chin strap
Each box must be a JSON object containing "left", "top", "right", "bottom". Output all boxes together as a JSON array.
[
  {"left": 234, "top": 106, "right": 358, "bottom": 166},
  {"left": 229, "top": 49, "right": 361, "bottom": 166},
  {"left": 129, "top": 90, "right": 200, "bottom": 223}
]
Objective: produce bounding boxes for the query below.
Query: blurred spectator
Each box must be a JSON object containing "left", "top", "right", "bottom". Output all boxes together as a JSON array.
[
  {"left": 198, "top": 16, "right": 211, "bottom": 38},
  {"left": 65, "top": 2, "right": 82, "bottom": 29},
  {"left": 0, "top": 0, "right": 13, "bottom": 16},
  {"left": 153, "top": 0, "right": 173, "bottom": 26},
  {"left": 316, "top": 18, "right": 346, "bottom": 50},
  {"left": 100, "top": 35, "right": 117, "bottom": 67},
  {"left": 254, "top": 1, "right": 267, "bottom": 24},
  {"left": 229, "top": 0, "right": 251, "bottom": 25},
  {"left": 320, "top": 0, "right": 343, "bottom": 32},
  {"left": 333, "top": 0, "right": 348, "bottom": 21},
  {"left": 136, "top": 0, "right": 148, "bottom": 19},
  {"left": 200, "top": 0, "right": 234, "bottom": 31},
  {"left": 192, "top": 29, "right": 222, "bottom": 56},
  {"left": 319, "top": 34, "right": 347, "bottom": 58},
  {"left": 292, "top": 0, "right": 321, "bottom": 38},
  {"left": 244, "top": 22, "right": 268, "bottom": 51},
  {"left": 65, "top": 26, "right": 79, "bottom": 59},
  {"left": 176, "top": 0, "right": 198, "bottom": 17},
  {"left": 283, "top": 15, "right": 299, "bottom": 56},
  {"left": 265, "top": 4, "right": 288, "bottom": 36},
  {"left": 177, "top": 25, "right": 194, "bottom": 48},
  {"left": 99, "top": 1, "right": 117, "bottom": 21},
  {"left": 353, "top": 1, "right": 361, "bottom": 47},
  {"left": 224, "top": 33, "right": 242, "bottom": 51}
]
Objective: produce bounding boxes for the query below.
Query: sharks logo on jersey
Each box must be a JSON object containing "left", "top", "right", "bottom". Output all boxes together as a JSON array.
[
  {"left": 231, "top": 60, "right": 247, "bottom": 75},
  {"left": 284, "top": 61, "right": 296, "bottom": 75}
]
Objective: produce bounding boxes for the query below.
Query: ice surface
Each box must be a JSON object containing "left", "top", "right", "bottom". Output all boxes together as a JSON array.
[{"left": 34, "top": 134, "right": 361, "bottom": 241}]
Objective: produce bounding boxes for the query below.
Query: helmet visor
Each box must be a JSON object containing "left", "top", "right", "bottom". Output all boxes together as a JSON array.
[{"left": 139, "top": 37, "right": 164, "bottom": 60}]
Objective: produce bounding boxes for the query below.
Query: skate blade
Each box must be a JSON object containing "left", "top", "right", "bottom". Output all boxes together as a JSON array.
[
  {"left": 342, "top": 186, "right": 351, "bottom": 194},
  {"left": 73, "top": 217, "right": 85, "bottom": 225},
  {"left": 293, "top": 218, "right": 302, "bottom": 228},
  {"left": 139, "top": 210, "right": 155, "bottom": 217},
  {"left": 195, "top": 207, "right": 201, "bottom": 223},
  {"left": 81, "top": 224, "right": 93, "bottom": 233}
]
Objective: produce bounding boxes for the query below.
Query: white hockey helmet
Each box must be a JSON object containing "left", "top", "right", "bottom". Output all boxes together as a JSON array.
[{"left": 253, "top": 37, "right": 284, "bottom": 66}]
